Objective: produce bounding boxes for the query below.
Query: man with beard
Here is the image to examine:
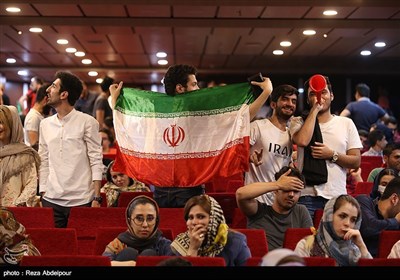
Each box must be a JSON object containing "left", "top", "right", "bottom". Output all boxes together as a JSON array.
[
  {"left": 289, "top": 75, "right": 362, "bottom": 218},
  {"left": 236, "top": 166, "right": 312, "bottom": 251},
  {"left": 245, "top": 85, "right": 299, "bottom": 205}
]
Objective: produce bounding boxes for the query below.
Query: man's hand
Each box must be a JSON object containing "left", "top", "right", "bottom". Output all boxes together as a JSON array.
[{"left": 250, "top": 149, "right": 263, "bottom": 166}]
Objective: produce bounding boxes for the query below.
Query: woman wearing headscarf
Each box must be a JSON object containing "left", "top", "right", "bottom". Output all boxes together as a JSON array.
[
  {"left": 0, "top": 105, "right": 40, "bottom": 207},
  {"left": 102, "top": 195, "right": 174, "bottom": 266},
  {"left": 370, "top": 168, "right": 398, "bottom": 200},
  {"left": 171, "top": 194, "right": 251, "bottom": 266},
  {"left": 294, "top": 194, "right": 372, "bottom": 266}
]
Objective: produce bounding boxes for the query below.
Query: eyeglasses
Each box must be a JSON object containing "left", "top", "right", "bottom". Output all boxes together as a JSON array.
[{"left": 130, "top": 215, "right": 156, "bottom": 226}]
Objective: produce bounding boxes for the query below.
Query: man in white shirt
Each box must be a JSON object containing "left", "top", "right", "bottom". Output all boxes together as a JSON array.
[{"left": 39, "top": 71, "right": 104, "bottom": 228}]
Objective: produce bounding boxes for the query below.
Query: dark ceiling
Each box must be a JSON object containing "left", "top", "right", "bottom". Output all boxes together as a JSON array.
[{"left": 1, "top": 0, "right": 400, "bottom": 86}]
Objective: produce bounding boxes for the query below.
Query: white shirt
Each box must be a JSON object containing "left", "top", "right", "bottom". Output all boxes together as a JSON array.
[
  {"left": 38, "top": 109, "right": 103, "bottom": 207},
  {"left": 24, "top": 108, "right": 44, "bottom": 146},
  {"left": 245, "top": 118, "right": 293, "bottom": 205}
]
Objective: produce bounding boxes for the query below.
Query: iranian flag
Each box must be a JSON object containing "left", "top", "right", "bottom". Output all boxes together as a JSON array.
[{"left": 112, "top": 82, "right": 254, "bottom": 187}]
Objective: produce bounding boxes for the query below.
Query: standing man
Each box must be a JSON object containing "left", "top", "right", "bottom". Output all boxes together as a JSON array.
[
  {"left": 245, "top": 85, "right": 299, "bottom": 205},
  {"left": 290, "top": 75, "right": 362, "bottom": 218},
  {"left": 110, "top": 64, "right": 273, "bottom": 207},
  {"left": 39, "top": 71, "right": 103, "bottom": 228}
]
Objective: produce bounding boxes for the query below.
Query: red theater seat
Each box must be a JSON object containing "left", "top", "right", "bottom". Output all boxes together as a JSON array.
[
  {"left": 358, "top": 258, "right": 400, "bottom": 266},
  {"left": 235, "top": 228, "right": 268, "bottom": 257},
  {"left": 304, "top": 257, "right": 336, "bottom": 266},
  {"left": 8, "top": 207, "right": 55, "bottom": 228},
  {"left": 20, "top": 255, "right": 111, "bottom": 266},
  {"left": 283, "top": 228, "right": 313, "bottom": 250},
  {"left": 136, "top": 256, "right": 226, "bottom": 266},
  {"left": 354, "top": 182, "right": 374, "bottom": 196},
  {"left": 378, "top": 230, "right": 400, "bottom": 258},
  {"left": 159, "top": 208, "right": 187, "bottom": 235},
  {"left": 27, "top": 228, "right": 78, "bottom": 255},
  {"left": 117, "top": 192, "right": 154, "bottom": 207}
]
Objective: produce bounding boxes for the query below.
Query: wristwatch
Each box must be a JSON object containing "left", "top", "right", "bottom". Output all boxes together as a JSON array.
[
  {"left": 331, "top": 151, "right": 339, "bottom": 163},
  {"left": 93, "top": 196, "right": 103, "bottom": 204}
]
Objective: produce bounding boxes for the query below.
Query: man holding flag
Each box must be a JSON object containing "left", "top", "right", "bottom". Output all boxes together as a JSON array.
[{"left": 109, "top": 64, "right": 273, "bottom": 207}]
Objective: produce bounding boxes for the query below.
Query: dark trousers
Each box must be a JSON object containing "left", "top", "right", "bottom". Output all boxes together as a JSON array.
[
  {"left": 153, "top": 186, "right": 204, "bottom": 208},
  {"left": 42, "top": 199, "right": 91, "bottom": 228}
]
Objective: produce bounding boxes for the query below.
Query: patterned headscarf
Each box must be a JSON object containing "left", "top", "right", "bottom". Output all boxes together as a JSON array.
[
  {"left": 171, "top": 194, "right": 229, "bottom": 257},
  {"left": 313, "top": 195, "right": 362, "bottom": 266},
  {"left": 0, "top": 208, "right": 40, "bottom": 265}
]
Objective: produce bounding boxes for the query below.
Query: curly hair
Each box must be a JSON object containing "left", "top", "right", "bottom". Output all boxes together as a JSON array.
[{"left": 163, "top": 64, "right": 197, "bottom": 96}]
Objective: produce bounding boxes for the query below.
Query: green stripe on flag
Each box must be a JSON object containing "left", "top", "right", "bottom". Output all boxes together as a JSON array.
[{"left": 115, "top": 82, "right": 254, "bottom": 118}]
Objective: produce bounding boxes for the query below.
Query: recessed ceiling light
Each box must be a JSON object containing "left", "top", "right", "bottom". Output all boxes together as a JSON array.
[
  {"left": 323, "top": 10, "right": 337, "bottom": 16},
  {"left": 18, "top": 70, "right": 28, "bottom": 76},
  {"left": 6, "top": 7, "right": 21, "bottom": 13},
  {"left": 82, "top": 59, "right": 92, "bottom": 64},
  {"left": 273, "top": 50, "right": 284, "bottom": 55},
  {"left": 303, "top": 30, "right": 316, "bottom": 36},
  {"left": 360, "top": 50, "right": 371, "bottom": 56},
  {"left": 57, "top": 39, "right": 69, "bottom": 45},
  {"left": 66, "top": 48, "right": 77, "bottom": 53},
  {"left": 6, "top": 58, "right": 16, "bottom": 64},
  {"left": 156, "top": 52, "right": 167, "bottom": 58},
  {"left": 323, "top": 34, "right": 328, "bottom": 38},
  {"left": 280, "top": 41, "right": 291, "bottom": 47},
  {"left": 18, "top": 31, "right": 22, "bottom": 35},
  {"left": 75, "top": 51, "right": 85, "bottom": 57},
  {"left": 158, "top": 59, "right": 168, "bottom": 65},
  {"left": 88, "top": 71, "right": 98, "bottom": 77},
  {"left": 96, "top": 78, "right": 103, "bottom": 84},
  {"left": 374, "top": 42, "right": 386, "bottom": 48},
  {"left": 29, "top": 27, "right": 43, "bottom": 33}
]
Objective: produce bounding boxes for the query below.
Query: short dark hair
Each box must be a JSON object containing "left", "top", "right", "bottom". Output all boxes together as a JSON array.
[
  {"left": 368, "top": 129, "right": 385, "bottom": 146},
  {"left": 163, "top": 64, "right": 197, "bottom": 96},
  {"left": 55, "top": 71, "right": 83, "bottom": 106},
  {"left": 100, "top": 76, "right": 114, "bottom": 93},
  {"left": 270, "top": 84, "right": 299, "bottom": 103},
  {"left": 356, "top": 83, "right": 370, "bottom": 98},
  {"left": 274, "top": 166, "right": 305, "bottom": 185},
  {"left": 35, "top": 83, "right": 50, "bottom": 103},
  {"left": 304, "top": 75, "right": 333, "bottom": 94}
]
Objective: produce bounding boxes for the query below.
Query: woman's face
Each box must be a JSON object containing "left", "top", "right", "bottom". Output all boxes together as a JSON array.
[
  {"left": 129, "top": 203, "right": 157, "bottom": 238},
  {"left": 332, "top": 202, "right": 358, "bottom": 239},
  {"left": 378, "top": 174, "right": 395, "bottom": 194},
  {"left": 186, "top": 205, "right": 210, "bottom": 231},
  {"left": 110, "top": 170, "right": 130, "bottom": 187}
]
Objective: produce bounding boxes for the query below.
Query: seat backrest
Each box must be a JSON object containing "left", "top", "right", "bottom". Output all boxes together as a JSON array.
[
  {"left": 358, "top": 258, "right": 400, "bottom": 266},
  {"left": 117, "top": 191, "right": 154, "bottom": 207},
  {"left": 313, "top": 209, "right": 324, "bottom": 229},
  {"left": 231, "top": 208, "right": 247, "bottom": 229},
  {"left": 304, "top": 257, "right": 336, "bottom": 266},
  {"left": 207, "top": 192, "right": 237, "bottom": 225},
  {"left": 93, "top": 226, "right": 174, "bottom": 255},
  {"left": 378, "top": 230, "right": 400, "bottom": 258},
  {"left": 136, "top": 256, "right": 226, "bottom": 266},
  {"left": 246, "top": 256, "right": 262, "bottom": 266},
  {"left": 361, "top": 156, "right": 384, "bottom": 168},
  {"left": 283, "top": 228, "right": 313, "bottom": 250},
  {"left": 360, "top": 161, "right": 373, "bottom": 181},
  {"left": 159, "top": 208, "right": 187, "bottom": 235},
  {"left": 8, "top": 207, "right": 55, "bottom": 228},
  {"left": 27, "top": 228, "right": 78, "bottom": 255},
  {"left": 354, "top": 181, "right": 374, "bottom": 195},
  {"left": 20, "top": 255, "right": 111, "bottom": 266},
  {"left": 235, "top": 228, "right": 268, "bottom": 257}
]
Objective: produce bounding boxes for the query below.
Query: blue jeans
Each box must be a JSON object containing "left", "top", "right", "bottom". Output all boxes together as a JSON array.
[
  {"left": 153, "top": 186, "right": 204, "bottom": 208},
  {"left": 298, "top": 196, "right": 328, "bottom": 220}
]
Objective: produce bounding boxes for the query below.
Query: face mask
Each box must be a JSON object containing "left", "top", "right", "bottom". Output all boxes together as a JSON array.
[{"left": 378, "top": 185, "right": 386, "bottom": 195}]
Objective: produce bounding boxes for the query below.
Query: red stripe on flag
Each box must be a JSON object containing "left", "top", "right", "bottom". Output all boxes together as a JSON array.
[{"left": 113, "top": 137, "right": 250, "bottom": 187}]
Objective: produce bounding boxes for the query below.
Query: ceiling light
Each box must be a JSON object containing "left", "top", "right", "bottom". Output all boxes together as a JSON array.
[
  {"left": 18, "top": 31, "right": 22, "bottom": 35},
  {"left": 280, "top": 41, "right": 291, "bottom": 47},
  {"left": 374, "top": 42, "right": 386, "bottom": 47},
  {"left": 6, "top": 58, "right": 16, "bottom": 64},
  {"left": 88, "top": 71, "right": 98, "bottom": 77},
  {"left": 323, "top": 34, "right": 328, "bottom": 38},
  {"left": 66, "top": 48, "right": 77, "bottom": 53},
  {"left": 6, "top": 7, "right": 21, "bottom": 13},
  {"left": 303, "top": 30, "right": 316, "bottom": 36},
  {"left": 75, "top": 51, "right": 85, "bottom": 57},
  {"left": 323, "top": 10, "right": 337, "bottom": 16},
  {"left": 29, "top": 27, "right": 43, "bottom": 33},
  {"left": 96, "top": 78, "right": 103, "bottom": 84},
  {"left": 360, "top": 50, "right": 371, "bottom": 56},
  {"left": 81, "top": 59, "right": 92, "bottom": 64},
  {"left": 273, "top": 50, "right": 284, "bottom": 55},
  {"left": 57, "top": 39, "right": 69, "bottom": 45},
  {"left": 18, "top": 70, "right": 28, "bottom": 76},
  {"left": 156, "top": 52, "right": 167, "bottom": 58},
  {"left": 158, "top": 59, "right": 168, "bottom": 65}
]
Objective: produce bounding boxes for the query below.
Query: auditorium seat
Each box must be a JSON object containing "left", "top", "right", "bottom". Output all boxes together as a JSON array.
[
  {"left": 358, "top": 258, "right": 400, "bottom": 266},
  {"left": 246, "top": 257, "right": 262, "bottom": 266},
  {"left": 353, "top": 182, "right": 374, "bottom": 196},
  {"left": 67, "top": 207, "right": 126, "bottom": 254},
  {"left": 304, "top": 257, "right": 336, "bottom": 266},
  {"left": 361, "top": 156, "right": 384, "bottom": 168},
  {"left": 27, "top": 228, "right": 78, "bottom": 255},
  {"left": 159, "top": 208, "right": 187, "bottom": 235},
  {"left": 235, "top": 228, "right": 268, "bottom": 257},
  {"left": 8, "top": 207, "right": 55, "bottom": 228},
  {"left": 360, "top": 161, "right": 374, "bottom": 181},
  {"left": 231, "top": 208, "right": 247, "bottom": 229},
  {"left": 283, "top": 228, "right": 313, "bottom": 250},
  {"left": 93, "top": 226, "right": 174, "bottom": 255},
  {"left": 207, "top": 192, "right": 237, "bottom": 225},
  {"left": 313, "top": 208, "right": 324, "bottom": 229},
  {"left": 136, "top": 256, "right": 226, "bottom": 266},
  {"left": 378, "top": 230, "right": 400, "bottom": 258},
  {"left": 20, "top": 255, "right": 111, "bottom": 266},
  {"left": 117, "top": 192, "right": 154, "bottom": 207}
]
